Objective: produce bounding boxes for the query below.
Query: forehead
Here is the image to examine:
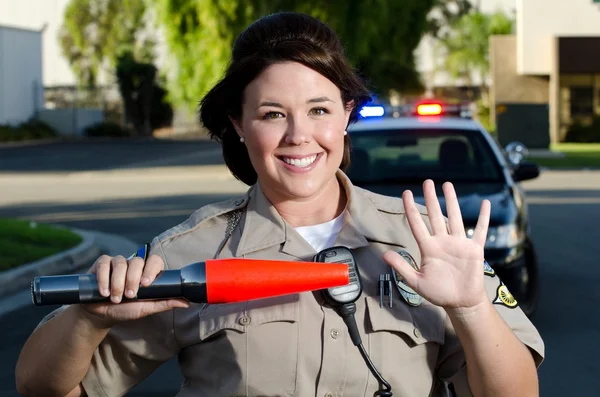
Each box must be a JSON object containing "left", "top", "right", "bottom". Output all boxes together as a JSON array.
[{"left": 244, "top": 62, "right": 341, "bottom": 100}]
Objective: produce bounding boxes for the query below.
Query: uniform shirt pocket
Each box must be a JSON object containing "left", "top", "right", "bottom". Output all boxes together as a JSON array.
[
  {"left": 196, "top": 294, "right": 300, "bottom": 397},
  {"left": 364, "top": 295, "right": 445, "bottom": 396}
]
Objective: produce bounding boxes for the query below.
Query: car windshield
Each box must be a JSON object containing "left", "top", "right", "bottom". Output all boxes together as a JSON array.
[{"left": 347, "top": 128, "right": 504, "bottom": 184}]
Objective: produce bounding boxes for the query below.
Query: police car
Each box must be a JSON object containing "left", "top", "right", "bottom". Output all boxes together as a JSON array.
[{"left": 347, "top": 101, "right": 541, "bottom": 316}]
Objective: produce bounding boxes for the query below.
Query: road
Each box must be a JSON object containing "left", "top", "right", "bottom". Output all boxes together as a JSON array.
[{"left": 1, "top": 139, "right": 599, "bottom": 396}]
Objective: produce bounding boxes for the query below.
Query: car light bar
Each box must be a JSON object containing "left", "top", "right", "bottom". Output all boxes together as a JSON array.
[
  {"left": 416, "top": 103, "right": 443, "bottom": 116},
  {"left": 359, "top": 106, "right": 385, "bottom": 118}
]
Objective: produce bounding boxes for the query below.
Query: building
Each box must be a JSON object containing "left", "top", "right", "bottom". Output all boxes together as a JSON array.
[
  {"left": 490, "top": 0, "right": 600, "bottom": 147},
  {"left": 0, "top": 25, "right": 43, "bottom": 125}
]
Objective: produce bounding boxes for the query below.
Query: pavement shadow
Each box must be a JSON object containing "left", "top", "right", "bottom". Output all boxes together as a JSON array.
[{"left": 0, "top": 138, "right": 224, "bottom": 173}]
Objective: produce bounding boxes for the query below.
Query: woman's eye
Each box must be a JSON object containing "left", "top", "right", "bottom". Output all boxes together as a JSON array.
[
  {"left": 310, "top": 107, "right": 329, "bottom": 116},
  {"left": 263, "top": 111, "right": 284, "bottom": 120}
]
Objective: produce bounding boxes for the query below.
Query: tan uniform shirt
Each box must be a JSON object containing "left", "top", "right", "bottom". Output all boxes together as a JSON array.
[{"left": 40, "top": 171, "right": 544, "bottom": 397}]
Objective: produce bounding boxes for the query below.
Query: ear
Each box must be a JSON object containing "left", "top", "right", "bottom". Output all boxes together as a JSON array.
[
  {"left": 344, "top": 100, "right": 355, "bottom": 125},
  {"left": 228, "top": 116, "right": 244, "bottom": 140}
]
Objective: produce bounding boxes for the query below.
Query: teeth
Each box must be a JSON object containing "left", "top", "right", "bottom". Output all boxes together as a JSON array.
[{"left": 282, "top": 155, "right": 317, "bottom": 167}]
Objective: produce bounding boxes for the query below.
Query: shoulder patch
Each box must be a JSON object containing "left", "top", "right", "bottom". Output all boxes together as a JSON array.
[
  {"left": 127, "top": 243, "right": 150, "bottom": 260},
  {"left": 483, "top": 260, "right": 496, "bottom": 277},
  {"left": 493, "top": 281, "right": 518, "bottom": 309}
]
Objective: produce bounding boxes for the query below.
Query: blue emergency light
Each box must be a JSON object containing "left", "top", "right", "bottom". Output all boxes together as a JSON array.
[{"left": 359, "top": 106, "right": 385, "bottom": 118}]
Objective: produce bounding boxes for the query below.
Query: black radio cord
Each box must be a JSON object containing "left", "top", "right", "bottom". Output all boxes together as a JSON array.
[{"left": 336, "top": 303, "right": 393, "bottom": 397}]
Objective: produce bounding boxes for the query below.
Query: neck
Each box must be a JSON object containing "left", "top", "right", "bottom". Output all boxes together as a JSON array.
[{"left": 262, "top": 177, "right": 347, "bottom": 228}]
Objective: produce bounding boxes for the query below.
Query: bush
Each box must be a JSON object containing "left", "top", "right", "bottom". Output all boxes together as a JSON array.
[
  {"left": 83, "top": 121, "right": 133, "bottom": 138},
  {"left": 0, "top": 120, "right": 58, "bottom": 142},
  {"left": 565, "top": 116, "right": 600, "bottom": 143}
]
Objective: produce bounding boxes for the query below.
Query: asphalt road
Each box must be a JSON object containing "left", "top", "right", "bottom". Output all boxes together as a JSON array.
[{"left": 1, "top": 139, "right": 599, "bottom": 396}]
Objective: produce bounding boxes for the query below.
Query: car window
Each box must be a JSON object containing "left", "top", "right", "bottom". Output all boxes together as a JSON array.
[{"left": 347, "top": 128, "right": 504, "bottom": 183}]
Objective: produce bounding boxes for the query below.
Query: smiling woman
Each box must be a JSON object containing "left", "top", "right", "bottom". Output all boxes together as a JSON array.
[{"left": 16, "top": 12, "right": 543, "bottom": 397}]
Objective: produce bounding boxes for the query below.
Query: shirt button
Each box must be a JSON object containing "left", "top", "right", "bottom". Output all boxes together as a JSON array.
[
  {"left": 238, "top": 316, "right": 251, "bottom": 326},
  {"left": 324, "top": 393, "right": 334, "bottom": 397},
  {"left": 413, "top": 328, "right": 422, "bottom": 339},
  {"left": 330, "top": 329, "right": 339, "bottom": 339}
]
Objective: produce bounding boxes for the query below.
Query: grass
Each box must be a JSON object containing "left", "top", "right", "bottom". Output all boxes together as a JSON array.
[
  {"left": 0, "top": 218, "right": 82, "bottom": 271},
  {"left": 529, "top": 143, "right": 600, "bottom": 168}
]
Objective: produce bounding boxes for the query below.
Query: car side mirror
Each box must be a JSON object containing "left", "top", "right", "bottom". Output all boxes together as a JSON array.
[
  {"left": 504, "top": 141, "right": 529, "bottom": 167},
  {"left": 513, "top": 161, "right": 540, "bottom": 182}
]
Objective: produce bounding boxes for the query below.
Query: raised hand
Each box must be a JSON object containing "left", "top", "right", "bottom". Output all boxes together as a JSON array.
[{"left": 383, "top": 179, "right": 491, "bottom": 310}]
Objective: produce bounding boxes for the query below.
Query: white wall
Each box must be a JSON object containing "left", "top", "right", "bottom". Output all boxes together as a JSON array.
[
  {"left": 0, "top": 26, "right": 43, "bottom": 125},
  {"left": 0, "top": 0, "right": 78, "bottom": 86},
  {"left": 517, "top": 0, "right": 600, "bottom": 75}
]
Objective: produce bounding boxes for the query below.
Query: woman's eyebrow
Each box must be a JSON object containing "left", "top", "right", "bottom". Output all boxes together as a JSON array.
[
  {"left": 307, "top": 96, "right": 335, "bottom": 104},
  {"left": 257, "top": 97, "right": 335, "bottom": 109},
  {"left": 257, "top": 101, "right": 283, "bottom": 109}
]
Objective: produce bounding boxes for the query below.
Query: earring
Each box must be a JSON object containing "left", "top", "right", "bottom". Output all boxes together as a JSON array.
[
  {"left": 344, "top": 130, "right": 347, "bottom": 136},
  {"left": 240, "top": 137, "right": 245, "bottom": 143}
]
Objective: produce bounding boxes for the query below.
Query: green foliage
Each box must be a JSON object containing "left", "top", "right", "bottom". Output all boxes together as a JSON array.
[
  {"left": 437, "top": 9, "right": 513, "bottom": 85},
  {"left": 83, "top": 121, "right": 133, "bottom": 137},
  {"left": 115, "top": 51, "right": 173, "bottom": 136},
  {"left": 0, "top": 121, "right": 59, "bottom": 142},
  {"left": 59, "top": 0, "right": 154, "bottom": 87},
  {"left": 427, "top": 0, "right": 473, "bottom": 40},
  {"left": 565, "top": 117, "right": 600, "bottom": 143},
  {"left": 154, "top": 0, "right": 435, "bottom": 111}
]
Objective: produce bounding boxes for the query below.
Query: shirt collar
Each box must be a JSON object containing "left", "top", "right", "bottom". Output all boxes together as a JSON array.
[{"left": 235, "top": 170, "right": 408, "bottom": 258}]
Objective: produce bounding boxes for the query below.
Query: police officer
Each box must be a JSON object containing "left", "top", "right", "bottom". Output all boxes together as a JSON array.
[{"left": 16, "top": 12, "right": 544, "bottom": 397}]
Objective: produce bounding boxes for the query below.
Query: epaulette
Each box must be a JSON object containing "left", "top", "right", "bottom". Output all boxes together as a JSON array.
[
  {"left": 157, "top": 194, "right": 249, "bottom": 244},
  {"left": 359, "top": 187, "right": 428, "bottom": 215}
]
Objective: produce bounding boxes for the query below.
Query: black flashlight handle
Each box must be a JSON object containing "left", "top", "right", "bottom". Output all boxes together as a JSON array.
[{"left": 32, "top": 263, "right": 208, "bottom": 306}]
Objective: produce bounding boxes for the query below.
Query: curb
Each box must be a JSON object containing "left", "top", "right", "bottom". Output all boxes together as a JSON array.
[{"left": 0, "top": 229, "right": 101, "bottom": 299}]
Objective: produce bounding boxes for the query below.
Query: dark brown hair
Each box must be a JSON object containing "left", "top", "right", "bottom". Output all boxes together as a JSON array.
[{"left": 199, "top": 12, "right": 371, "bottom": 186}]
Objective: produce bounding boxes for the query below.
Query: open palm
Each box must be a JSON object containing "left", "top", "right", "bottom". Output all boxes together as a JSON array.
[{"left": 383, "top": 180, "right": 491, "bottom": 310}]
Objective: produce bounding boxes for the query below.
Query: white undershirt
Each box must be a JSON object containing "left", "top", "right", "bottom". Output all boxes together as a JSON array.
[{"left": 294, "top": 212, "right": 345, "bottom": 252}]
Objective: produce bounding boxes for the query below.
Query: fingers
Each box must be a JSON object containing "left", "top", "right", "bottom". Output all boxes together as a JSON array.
[
  {"left": 125, "top": 257, "right": 145, "bottom": 299},
  {"left": 89, "top": 253, "right": 166, "bottom": 304},
  {"left": 442, "top": 182, "right": 466, "bottom": 237},
  {"left": 423, "top": 180, "right": 447, "bottom": 235},
  {"left": 382, "top": 251, "right": 420, "bottom": 291},
  {"left": 140, "top": 255, "right": 165, "bottom": 286},
  {"left": 472, "top": 199, "right": 491, "bottom": 246},
  {"left": 402, "top": 189, "right": 432, "bottom": 243},
  {"left": 110, "top": 256, "right": 129, "bottom": 303}
]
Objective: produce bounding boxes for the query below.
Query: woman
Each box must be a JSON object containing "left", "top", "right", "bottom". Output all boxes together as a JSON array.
[{"left": 16, "top": 12, "right": 544, "bottom": 397}]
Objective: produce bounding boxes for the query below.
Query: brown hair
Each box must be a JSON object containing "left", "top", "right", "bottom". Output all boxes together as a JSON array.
[{"left": 199, "top": 12, "right": 371, "bottom": 186}]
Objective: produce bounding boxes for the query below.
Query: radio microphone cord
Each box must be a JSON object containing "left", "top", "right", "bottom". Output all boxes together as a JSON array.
[{"left": 335, "top": 303, "right": 393, "bottom": 397}]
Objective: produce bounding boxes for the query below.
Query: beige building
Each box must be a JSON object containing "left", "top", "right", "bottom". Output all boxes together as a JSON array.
[{"left": 491, "top": 0, "right": 600, "bottom": 147}]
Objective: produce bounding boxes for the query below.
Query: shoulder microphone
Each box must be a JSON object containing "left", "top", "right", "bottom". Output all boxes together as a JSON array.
[{"left": 31, "top": 258, "right": 350, "bottom": 306}]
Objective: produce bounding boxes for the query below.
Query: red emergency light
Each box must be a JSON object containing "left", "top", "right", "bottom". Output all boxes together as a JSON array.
[{"left": 416, "top": 103, "right": 443, "bottom": 116}]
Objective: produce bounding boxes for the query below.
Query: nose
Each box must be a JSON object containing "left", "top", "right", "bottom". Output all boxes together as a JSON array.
[{"left": 284, "top": 115, "right": 311, "bottom": 145}]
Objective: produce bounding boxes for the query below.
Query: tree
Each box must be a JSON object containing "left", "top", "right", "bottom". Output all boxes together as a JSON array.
[
  {"left": 116, "top": 51, "right": 173, "bottom": 137},
  {"left": 154, "top": 0, "right": 436, "bottom": 112},
  {"left": 59, "top": 0, "right": 154, "bottom": 87},
  {"left": 427, "top": 0, "right": 473, "bottom": 40},
  {"left": 438, "top": 9, "right": 513, "bottom": 87}
]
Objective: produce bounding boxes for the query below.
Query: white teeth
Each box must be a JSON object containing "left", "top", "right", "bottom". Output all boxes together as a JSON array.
[{"left": 282, "top": 155, "right": 317, "bottom": 167}]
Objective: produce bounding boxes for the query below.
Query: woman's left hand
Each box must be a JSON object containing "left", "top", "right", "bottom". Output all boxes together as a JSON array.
[{"left": 383, "top": 179, "right": 491, "bottom": 311}]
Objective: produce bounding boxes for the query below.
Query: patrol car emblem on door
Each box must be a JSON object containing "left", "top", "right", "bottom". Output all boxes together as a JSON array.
[{"left": 391, "top": 250, "right": 423, "bottom": 307}]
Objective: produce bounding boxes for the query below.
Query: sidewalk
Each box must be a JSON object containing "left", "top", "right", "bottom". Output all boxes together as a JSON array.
[{"left": 0, "top": 228, "right": 139, "bottom": 317}]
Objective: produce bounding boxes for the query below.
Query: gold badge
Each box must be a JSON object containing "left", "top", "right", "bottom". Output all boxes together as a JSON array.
[
  {"left": 391, "top": 250, "right": 423, "bottom": 307},
  {"left": 494, "top": 282, "right": 518, "bottom": 308}
]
